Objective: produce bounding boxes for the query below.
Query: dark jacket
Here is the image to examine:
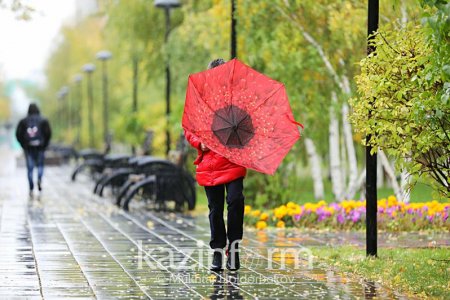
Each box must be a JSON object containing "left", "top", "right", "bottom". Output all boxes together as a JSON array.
[
  {"left": 185, "top": 130, "right": 246, "bottom": 186},
  {"left": 16, "top": 114, "right": 52, "bottom": 150}
]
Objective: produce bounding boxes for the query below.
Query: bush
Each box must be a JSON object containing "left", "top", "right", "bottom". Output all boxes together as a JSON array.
[{"left": 350, "top": 19, "right": 450, "bottom": 197}]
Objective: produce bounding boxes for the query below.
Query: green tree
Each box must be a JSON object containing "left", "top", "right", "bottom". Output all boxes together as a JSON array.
[
  {"left": 350, "top": 6, "right": 450, "bottom": 197},
  {"left": 104, "top": 0, "right": 185, "bottom": 154},
  {"left": 39, "top": 16, "right": 105, "bottom": 148}
]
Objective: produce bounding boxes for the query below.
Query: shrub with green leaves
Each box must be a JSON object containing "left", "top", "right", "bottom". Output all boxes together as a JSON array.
[{"left": 350, "top": 16, "right": 450, "bottom": 197}]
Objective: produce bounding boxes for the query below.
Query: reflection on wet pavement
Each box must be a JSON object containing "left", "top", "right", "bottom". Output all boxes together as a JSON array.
[{"left": 1, "top": 164, "right": 446, "bottom": 299}]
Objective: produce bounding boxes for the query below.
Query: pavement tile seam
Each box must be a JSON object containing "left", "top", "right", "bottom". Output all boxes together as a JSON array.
[
  {"left": 135, "top": 211, "right": 329, "bottom": 297},
  {"left": 138, "top": 204, "right": 413, "bottom": 299},
  {"left": 27, "top": 202, "right": 96, "bottom": 298},
  {"left": 51, "top": 175, "right": 193, "bottom": 299},
  {"left": 93, "top": 212, "right": 216, "bottom": 299},
  {"left": 56, "top": 219, "right": 127, "bottom": 298},
  {"left": 4, "top": 164, "right": 436, "bottom": 299},
  {"left": 104, "top": 212, "right": 263, "bottom": 299},
  {"left": 79, "top": 216, "right": 158, "bottom": 299},
  {"left": 0, "top": 200, "right": 42, "bottom": 297},
  {"left": 154, "top": 213, "right": 358, "bottom": 288},
  {"left": 65, "top": 169, "right": 394, "bottom": 299},
  {"left": 150, "top": 209, "right": 405, "bottom": 299},
  {"left": 208, "top": 229, "right": 398, "bottom": 298}
]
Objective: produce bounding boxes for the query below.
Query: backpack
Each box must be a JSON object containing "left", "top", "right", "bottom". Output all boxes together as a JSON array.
[{"left": 23, "top": 116, "right": 44, "bottom": 147}]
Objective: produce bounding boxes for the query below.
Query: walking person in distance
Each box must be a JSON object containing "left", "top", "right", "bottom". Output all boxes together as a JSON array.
[{"left": 16, "top": 103, "right": 52, "bottom": 198}]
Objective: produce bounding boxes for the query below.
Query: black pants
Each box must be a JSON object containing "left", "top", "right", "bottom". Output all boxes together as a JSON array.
[{"left": 205, "top": 177, "right": 245, "bottom": 250}]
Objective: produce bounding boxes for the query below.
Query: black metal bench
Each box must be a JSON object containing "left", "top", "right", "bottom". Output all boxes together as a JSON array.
[
  {"left": 71, "top": 149, "right": 105, "bottom": 181},
  {"left": 114, "top": 157, "right": 196, "bottom": 212},
  {"left": 93, "top": 155, "right": 137, "bottom": 196}
]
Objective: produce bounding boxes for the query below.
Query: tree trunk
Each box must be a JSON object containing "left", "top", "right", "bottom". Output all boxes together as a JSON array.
[
  {"left": 399, "top": 151, "right": 413, "bottom": 203},
  {"left": 277, "top": 7, "right": 360, "bottom": 201},
  {"left": 401, "top": 164, "right": 411, "bottom": 203},
  {"left": 345, "top": 168, "right": 366, "bottom": 200},
  {"left": 342, "top": 103, "right": 358, "bottom": 196},
  {"left": 341, "top": 133, "right": 347, "bottom": 197},
  {"left": 305, "top": 138, "right": 324, "bottom": 199},
  {"left": 401, "top": 0, "right": 408, "bottom": 28},
  {"left": 378, "top": 150, "right": 403, "bottom": 201},
  {"left": 377, "top": 154, "right": 384, "bottom": 188},
  {"left": 329, "top": 92, "right": 343, "bottom": 201}
]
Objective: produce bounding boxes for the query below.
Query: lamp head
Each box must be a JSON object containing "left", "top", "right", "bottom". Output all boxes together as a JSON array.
[
  {"left": 96, "top": 50, "right": 112, "bottom": 61},
  {"left": 154, "top": 0, "right": 181, "bottom": 8},
  {"left": 82, "top": 63, "right": 95, "bottom": 73}
]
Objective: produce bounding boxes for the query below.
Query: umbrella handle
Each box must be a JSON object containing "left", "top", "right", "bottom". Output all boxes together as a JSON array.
[
  {"left": 293, "top": 121, "right": 304, "bottom": 129},
  {"left": 288, "top": 115, "right": 304, "bottom": 129}
]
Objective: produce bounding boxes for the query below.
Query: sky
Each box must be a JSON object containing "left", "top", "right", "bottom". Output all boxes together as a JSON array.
[{"left": 0, "top": 0, "right": 76, "bottom": 83}]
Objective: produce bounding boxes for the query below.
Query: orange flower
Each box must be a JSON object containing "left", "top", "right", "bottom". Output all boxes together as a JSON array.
[
  {"left": 276, "top": 220, "right": 285, "bottom": 228},
  {"left": 250, "top": 209, "right": 261, "bottom": 217},
  {"left": 274, "top": 206, "right": 287, "bottom": 219},
  {"left": 256, "top": 221, "right": 267, "bottom": 230},
  {"left": 260, "top": 212, "right": 269, "bottom": 221}
]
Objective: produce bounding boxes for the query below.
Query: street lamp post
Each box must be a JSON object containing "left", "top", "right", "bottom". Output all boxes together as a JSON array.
[
  {"left": 73, "top": 74, "right": 83, "bottom": 147},
  {"left": 155, "top": 0, "right": 181, "bottom": 156},
  {"left": 57, "top": 86, "right": 69, "bottom": 140},
  {"left": 366, "top": 0, "right": 379, "bottom": 257},
  {"left": 132, "top": 55, "right": 139, "bottom": 114},
  {"left": 82, "top": 63, "right": 96, "bottom": 149},
  {"left": 132, "top": 55, "right": 139, "bottom": 155},
  {"left": 231, "top": 0, "right": 237, "bottom": 59},
  {"left": 96, "top": 50, "right": 112, "bottom": 151}
]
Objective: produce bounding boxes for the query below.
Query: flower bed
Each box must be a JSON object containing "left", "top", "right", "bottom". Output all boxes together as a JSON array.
[{"left": 244, "top": 196, "right": 449, "bottom": 231}]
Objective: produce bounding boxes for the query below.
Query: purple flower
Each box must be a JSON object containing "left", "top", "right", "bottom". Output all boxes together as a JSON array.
[
  {"left": 351, "top": 212, "right": 361, "bottom": 223},
  {"left": 294, "top": 214, "right": 302, "bottom": 221},
  {"left": 318, "top": 214, "right": 327, "bottom": 221},
  {"left": 330, "top": 203, "right": 340, "bottom": 210},
  {"left": 426, "top": 215, "right": 434, "bottom": 222},
  {"left": 337, "top": 214, "right": 345, "bottom": 224}
]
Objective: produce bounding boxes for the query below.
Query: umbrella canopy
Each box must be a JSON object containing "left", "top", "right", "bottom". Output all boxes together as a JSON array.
[{"left": 182, "top": 59, "right": 302, "bottom": 175}]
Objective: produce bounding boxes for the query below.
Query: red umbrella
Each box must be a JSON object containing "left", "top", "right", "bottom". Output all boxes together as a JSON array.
[{"left": 182, "top": 59, "right": 303, "bottom": 175}]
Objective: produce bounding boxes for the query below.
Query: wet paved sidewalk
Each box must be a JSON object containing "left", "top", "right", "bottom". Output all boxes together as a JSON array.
[{"left": 1, "top": 150, "right": 447, "bottom": 299}]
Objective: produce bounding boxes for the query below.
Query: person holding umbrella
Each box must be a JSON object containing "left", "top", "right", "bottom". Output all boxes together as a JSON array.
[
  {"left": 183, "top": 58, "right": 302, "bottom": 272},
  {"left": 185, "top": 58, "right": 246, "bottom": 271}
]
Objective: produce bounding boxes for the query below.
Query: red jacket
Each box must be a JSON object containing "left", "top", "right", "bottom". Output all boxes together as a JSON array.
[{"left": 184, "top": 130, "right": 246, "bottom": 186}]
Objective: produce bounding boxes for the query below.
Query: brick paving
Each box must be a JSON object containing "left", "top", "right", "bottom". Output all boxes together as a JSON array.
[{"left": 2, "top": 147, "right": 444, "bottom": 299}]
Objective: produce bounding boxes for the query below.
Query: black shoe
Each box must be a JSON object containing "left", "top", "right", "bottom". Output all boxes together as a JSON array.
[
  {"left": 210, "top": 251, "right": 223, "bottom": 271},
  {"left": 226, "top": 250, "right": 240, "bottom": 271},
  {"left": 37, "top": 180, "right": 42, "bottom": 191}
]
